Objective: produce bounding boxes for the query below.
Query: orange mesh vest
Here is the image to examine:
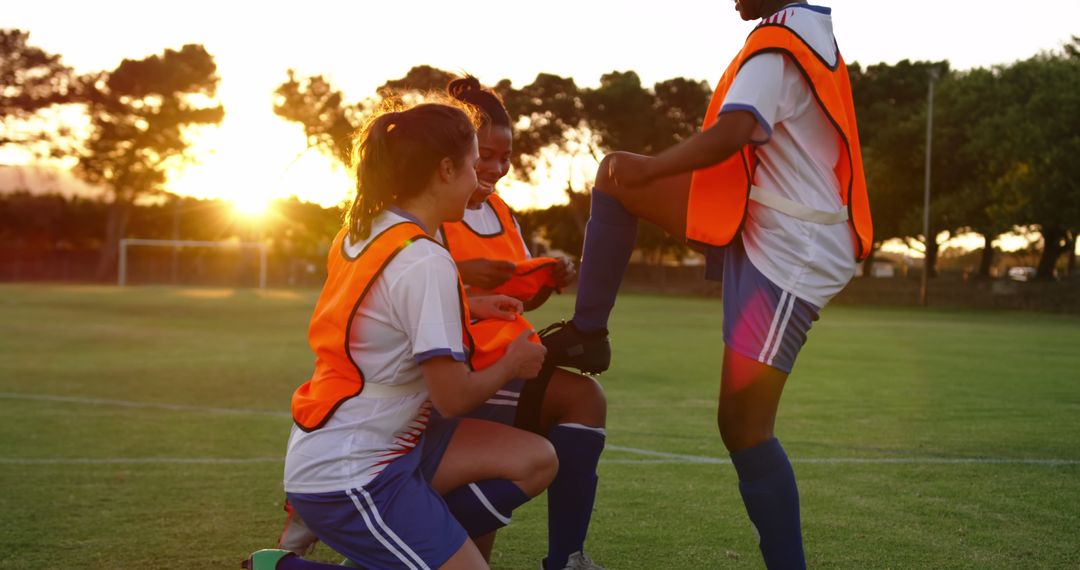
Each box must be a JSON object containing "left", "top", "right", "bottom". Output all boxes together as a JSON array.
[
  {"left": 292, "top": 223, "right": 475, "bottom": 431},
  {"left": 442, "top": 194, "right": 561, "bottom": 301},
  {"left": 441, "top": 194, "right": 546, "bottom": 369},
  {"left": 686, "top": 23, "right": 873, "bottom": 260},
  {"left": 442, "top": 194, "right": 527, "bottom": 261},
  {"left": 497, "top": 257, "right": 562, "bottom": 300}
]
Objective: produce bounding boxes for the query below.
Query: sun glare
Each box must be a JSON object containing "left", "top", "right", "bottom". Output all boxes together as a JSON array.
[{"left": 231, "top": 194, "right": 273, "bottom": 218}]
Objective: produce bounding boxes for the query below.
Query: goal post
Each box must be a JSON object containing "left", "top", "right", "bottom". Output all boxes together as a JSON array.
[{"left": 118, "top": 238, "right": 268, "bottom": 288}]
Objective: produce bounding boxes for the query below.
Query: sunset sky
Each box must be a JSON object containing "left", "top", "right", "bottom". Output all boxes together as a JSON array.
[{"left": 4, "top": 0, "right": 1078, "bottom": 226}]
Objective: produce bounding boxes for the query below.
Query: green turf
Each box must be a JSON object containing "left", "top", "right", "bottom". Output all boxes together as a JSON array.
[{"left": 2, "top": 283, "right": 1078, "bottom": 569}]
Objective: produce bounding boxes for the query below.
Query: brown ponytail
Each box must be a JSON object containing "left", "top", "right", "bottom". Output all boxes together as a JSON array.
[{"left": 345, "top": 99, "right": 478, "bottom": 242}]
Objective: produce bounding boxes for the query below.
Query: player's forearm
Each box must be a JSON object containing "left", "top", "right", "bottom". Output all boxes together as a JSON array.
[
  {"left": 424, "top": 358, "right": 515, "bottom": 417},
  {"left": 645, "top": 111, "right": 757, "bottom": 181}
]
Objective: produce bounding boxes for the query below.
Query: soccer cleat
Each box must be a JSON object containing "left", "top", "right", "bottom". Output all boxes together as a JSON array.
[
  {"left": 538, "top": 320, "right": 611, "bottom": 374},
  {"left": 279, "top": 500, "right": 320, "bottom": 556},
  {"left": 541, "top": 551, "right": 606, "bottom": 570},
  {"left": 242, "top": 549, "right": 293, "bottom": 570}
]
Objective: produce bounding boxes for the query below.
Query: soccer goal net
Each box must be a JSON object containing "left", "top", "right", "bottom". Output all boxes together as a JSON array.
[{"left": 118, "top": 238, "right": 268, "bottom": 288}]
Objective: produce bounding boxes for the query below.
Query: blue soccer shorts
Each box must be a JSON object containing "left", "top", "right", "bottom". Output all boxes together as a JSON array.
[
  {"left": 286, "top": 418, "right": 464, "bottom": 569},
  {"left": 714, "top": 239, "right": 821, "bottom": 374}
]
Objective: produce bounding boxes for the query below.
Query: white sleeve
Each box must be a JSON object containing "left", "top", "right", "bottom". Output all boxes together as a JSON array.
[
  {"left": 387, "top": 250, "right": 467, "bottom": 364},
  {"left": 720, "top": 53, "right": 786, "bottom": 144}
]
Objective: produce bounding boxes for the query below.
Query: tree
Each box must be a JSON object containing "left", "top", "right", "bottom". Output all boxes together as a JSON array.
[
  {"left": 0, "top": 192, "right": 106, "bottom": 248},
  {"left": 582, "top": 71, "right": 656, "bottom": 154},
  {"left": 377, "top": 64, "right": 459, "bottom": 95},
  {"left": 75, "top": 44, "right": 224, "bottom": 278},
  {"left": 849, "top": 60, "right": 953, "bottom": 276},
  {"left": 987, "top": 47, "right": 1080, "bottom": 280},
  {"left": 273, "top": 70, "right": 359, "bottom": 164},
  {"left": 0, "top": 29, "right": 79, "bottom": 151},
  {"left": 516, "top": 187, "right": 590, "bottom": 259},
  {"left": 498, "top": 73, "right": 587, "bottom": 177},
  {"left": 933, "top": 66, "right": 1022, "bottom": 279},
  {"left": 271, "top": 67, "right": 732, "bottom": 266},
  {"left": 274, "top": 67, "right": 589, "bottom": 180},
  {"left": 651, "top": 77, "right": 712, "bottom": 149}
]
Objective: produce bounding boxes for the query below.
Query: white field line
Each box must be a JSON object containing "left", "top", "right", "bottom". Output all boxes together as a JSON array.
[
  {"left": 605, "top": 445, "right": 1080, "bottom": 466},
  {"left": 2, "top": 392, "right": 1078, "bottom": 467},
  {"left": 0, "top": 392, "right": 289, "bottom": 417},
  {"left": 0, "top": 457, "right": 283, "bottom": 465}
]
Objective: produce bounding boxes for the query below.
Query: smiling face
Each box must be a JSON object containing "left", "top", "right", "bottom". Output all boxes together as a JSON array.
[
  {"left": 442, "top": 134, "right": 481, "bottom": 223},
  {"left": 467, "top": 124, "right": 513, "bottom": 208}
]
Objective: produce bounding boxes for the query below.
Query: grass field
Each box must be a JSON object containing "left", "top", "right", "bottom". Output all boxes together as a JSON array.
[{"left": 2, "top": 283, "right": 1079, "bottom": 569}]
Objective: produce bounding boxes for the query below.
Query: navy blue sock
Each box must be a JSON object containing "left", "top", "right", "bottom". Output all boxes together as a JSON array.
[
  {"left": 730, "top": 438, "right": 806, "bottom": 569},
  {"left": 571, "top": 189, "right": 638, "bottom": 333},
  {"left": 276, "top": 554, "right": 345, "bottom": 569},
  {"left": 443, "top": 479, "right": 529, "bottom": 538},
  {"left": 545, "top": 424, "right": 606, "bottom": 568}
]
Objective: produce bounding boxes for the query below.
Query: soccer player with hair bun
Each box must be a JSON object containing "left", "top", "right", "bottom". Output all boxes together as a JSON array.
[{"left": 440, "top": 75, "right": 608, "bottom": 570}]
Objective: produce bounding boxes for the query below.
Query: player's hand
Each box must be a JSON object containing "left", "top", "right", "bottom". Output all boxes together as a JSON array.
[
  {"left": 457, "top": 258, "right": 515, "bottom": 289},
  {"left": 469, "top": 294, "right": 523, "bottom": 321},
  {"left": 503, "top": 330, "right": 546, "bottom": 379},
  {"left": 609, "top": 152, "right": 654, "bottom": 188},
  {"left": 551, "top": 256, "right": 577, "bottom": 288}
]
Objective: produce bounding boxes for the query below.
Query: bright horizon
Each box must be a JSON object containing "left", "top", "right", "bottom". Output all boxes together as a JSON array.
[{"left": 3, "top": 0, "right": 1078, "bottom": 255}]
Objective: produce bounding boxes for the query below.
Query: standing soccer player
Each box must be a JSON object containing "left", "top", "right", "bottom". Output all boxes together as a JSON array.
[{"left": 540, "top": 1, "right": 872, "bottom": 568}]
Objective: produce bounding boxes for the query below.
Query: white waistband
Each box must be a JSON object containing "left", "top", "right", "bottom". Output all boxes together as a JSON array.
[
  {"left": 749, "top": 186, "right": 848, "bottom": 225},
  {"left": 358, "top": 378, "right": 427, "bottom": 399}
]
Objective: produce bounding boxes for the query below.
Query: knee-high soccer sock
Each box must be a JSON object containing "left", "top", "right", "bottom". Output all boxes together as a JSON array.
[
  {"left": 545, "top": 424, "right": 606, "bottom": 569},
  {"left": 443, "top": 479, "right": 530, "bottom": 538},
  {"left": 571, "top": 189, "right": 638, "bottom": 333},
  {"left": 730, "top": 437, "right": 806, "bottom": 570}
]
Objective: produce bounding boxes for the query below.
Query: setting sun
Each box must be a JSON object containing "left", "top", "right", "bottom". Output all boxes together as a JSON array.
[
  {"left": 167, "top": 99, "right": 355, "bottom": 213},
  {"left": 230, "top": 193, "right": 273, "bottom": 218}
]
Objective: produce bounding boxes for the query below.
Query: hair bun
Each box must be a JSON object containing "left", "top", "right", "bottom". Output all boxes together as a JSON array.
[{"left": 447, "top": 75, "right": 483, "bottom": 100}]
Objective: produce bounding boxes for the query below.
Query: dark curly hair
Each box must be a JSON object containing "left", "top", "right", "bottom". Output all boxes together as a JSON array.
[{"left": 446, "top": 75, "right": 511, "bottom": 129}]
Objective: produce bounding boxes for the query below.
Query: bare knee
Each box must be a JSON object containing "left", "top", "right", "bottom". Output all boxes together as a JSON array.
[
  {"left": 515, "top": 433, "right": 558, "bottom": 496},
  {"left": 595, "top": 151, "right": 639, "bottom": 194},
  {"left": 717, "top": 350, "right": 787, "bottom": 452},
  {"left": 717, "top": 405, "right": 774, "bottom": 453},
  {"left": 716, "top": 408, "right": 745, "bottom": 452},
  {"left": 543, "top": 371, "right": 608, "bottom": 429},
  {"left": 575, "top": 375, "right": 608, "bottom": 426},
  {"left": 595, "top": 154, "right": 618, "bottom": 192}
]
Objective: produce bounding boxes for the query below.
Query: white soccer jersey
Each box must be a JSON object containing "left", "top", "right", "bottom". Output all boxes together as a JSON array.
[
  {"left": 283, "top": 210, "right": 467, "bottom": 494},
  {"left": 721, "top": 3, "right": 857, "bottom": 307}
]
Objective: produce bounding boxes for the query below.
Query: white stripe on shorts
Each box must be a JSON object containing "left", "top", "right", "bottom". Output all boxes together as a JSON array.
[
  {"left": 758, "top": 291, "right": 792, "bottom": 362},
  {"left": 483, "top": 398, "right": 519, "bottom": 407},
  {"left": 347, "top": 488, "right": 430, "bottom": 570},
  {"left": 766, "top": 293, "right": 798, "bottom": 366},
  {"left": 468, "top": 483, "right": 511, "bottom": 525}
]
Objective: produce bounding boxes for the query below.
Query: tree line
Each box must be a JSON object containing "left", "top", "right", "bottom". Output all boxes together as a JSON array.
[{"left": 2, "top": 29, "right": 1077, "bottom": 281}]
